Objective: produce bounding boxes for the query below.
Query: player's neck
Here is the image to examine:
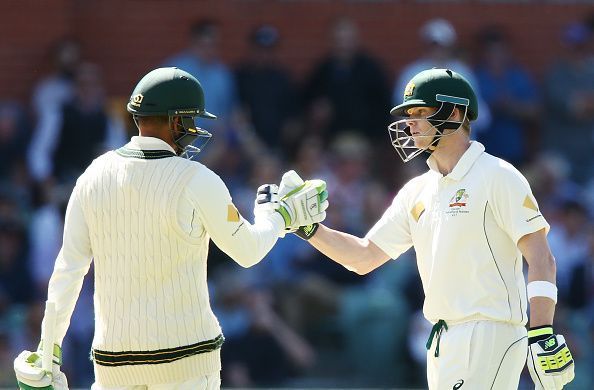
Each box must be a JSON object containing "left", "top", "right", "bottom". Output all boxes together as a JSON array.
[
  {"left": 431, "top": 136, "right": 471, "bottom": 176},
  {"left": 139, "top": 127, "right": 178, "bottom": 152}
]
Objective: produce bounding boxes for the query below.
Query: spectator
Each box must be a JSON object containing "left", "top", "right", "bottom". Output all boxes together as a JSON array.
[
  {"left": 565, "top": 224, "right": 594, "bottom": 310},
  {"left": 474, "top": 27, "right": 540, "bottom": 166},
  {"left": 547, "top": 200, "right": 590, "bottom": 295},
  {"left": 302, "top": 17, "right": 391, "bottom": 144},
  {"left": 393, "top": 18, "right": 491, "bottom": 134},
  {"left": 0, "top": 102, "right": 30, "bottom": 178},
  {"left": 162, "top": 19, "right": 238, "bottom": 124},
  {"left": 27, "top": 62, "right": 126, "bottom": 183},
  {"left": 0, "top": 210, "right": 34, "bottom": 309},
  {"left": 235, "top": 24, "right": 298, "bottom": 152},
  {"left": 542, "top": 22, "right": 594, "bottom": 183},
  {"left": 213, "top": 268, "right": 315, "bottom": 387},
  {"left": 30, "top": 38, "right": 81, "bottom": 120}
]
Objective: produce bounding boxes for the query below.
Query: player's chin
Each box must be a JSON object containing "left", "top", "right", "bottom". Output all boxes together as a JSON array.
[{"left": 412, "top": 138, "right": 430, "bottom": 149}]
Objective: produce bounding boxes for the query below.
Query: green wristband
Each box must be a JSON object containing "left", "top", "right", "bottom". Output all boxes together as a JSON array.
[
  {"left": 528, "top": 325, "right": 553, "bottom": 344},
  {"left": 294, "top": 223, "right": 319, "bottom": 240}
]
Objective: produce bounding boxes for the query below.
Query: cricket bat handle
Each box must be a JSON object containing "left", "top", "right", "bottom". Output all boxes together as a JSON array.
[{"left": 42, "top": 301, "right": 56, "bottom": 374}]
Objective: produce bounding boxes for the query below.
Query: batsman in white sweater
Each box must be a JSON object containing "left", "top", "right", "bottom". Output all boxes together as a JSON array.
[{"left": 14, "top": 67, "right": 329, "bottom": 390}]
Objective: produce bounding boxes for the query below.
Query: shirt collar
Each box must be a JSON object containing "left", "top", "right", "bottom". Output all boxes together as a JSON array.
[
  {"left": 426, "top": 141, "right": 485, "bottom": 181},
  {"left": 126, "top": 136, "right": 176, "bottom": 154}
]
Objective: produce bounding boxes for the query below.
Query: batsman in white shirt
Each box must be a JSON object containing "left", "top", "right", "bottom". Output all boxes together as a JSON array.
[
  {"left": 283, "top": 69, "right": 575, "bottom": 389},
  {"left": 14, "top": 67, "right": 328, "bottom": 389}
]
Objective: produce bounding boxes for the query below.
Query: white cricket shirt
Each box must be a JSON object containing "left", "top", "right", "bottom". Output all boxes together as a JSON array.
[
  {"left": 45, "top": 136, "right": 284, "bottom": 386},
  {"left": 367, "top": 142, "right": 549, "bottom": 326}
]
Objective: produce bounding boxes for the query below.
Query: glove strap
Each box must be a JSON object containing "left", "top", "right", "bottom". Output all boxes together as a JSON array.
[
  {"left": 294, "top": 223, "right": 319, "bottom": 240},
  {"left": 276, "top": 207, "right": 291, "bottom": 227},
  {"left": 528, "top": 325, "right": 553, "bottom": 344}
]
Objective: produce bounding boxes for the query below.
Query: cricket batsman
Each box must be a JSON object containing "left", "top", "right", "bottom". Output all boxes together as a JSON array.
[
  {"left": 13, "top": 67, "right": 328, "bottom": 389},
  {"left": 279, "top": 68, "right": 575, "bottom": 389}
]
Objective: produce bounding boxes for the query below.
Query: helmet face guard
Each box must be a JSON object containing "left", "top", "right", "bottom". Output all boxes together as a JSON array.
[
  {"left": 171, "top": 114, "right": 212, "bottom": 160},
  {"left": 131, "top": 113, "right": 213, "bottom": 160},
  {"left": 388, "top": 94, "right": 469, "bottom": 162}
]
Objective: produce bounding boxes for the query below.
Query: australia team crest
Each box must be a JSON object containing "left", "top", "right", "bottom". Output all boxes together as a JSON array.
[{"left": 446, "top": 189, "right": 470, "bottom": 215}]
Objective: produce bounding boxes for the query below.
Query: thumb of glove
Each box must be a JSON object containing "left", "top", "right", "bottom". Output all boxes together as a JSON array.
[{"left": 279, "top": 170, "right": 305, "bottom": 197}]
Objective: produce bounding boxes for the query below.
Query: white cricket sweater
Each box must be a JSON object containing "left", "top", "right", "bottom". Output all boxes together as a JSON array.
[{"left": 45, "top": 136, "right": 284, "bottom": 386}]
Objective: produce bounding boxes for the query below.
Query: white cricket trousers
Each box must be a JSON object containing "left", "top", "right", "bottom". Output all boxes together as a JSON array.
[
  {"left": 427, "top": 320, "right": 527, "bottom": 390},
  {"left": 90, "top": 371, "right": 221, "bottom": 390}
]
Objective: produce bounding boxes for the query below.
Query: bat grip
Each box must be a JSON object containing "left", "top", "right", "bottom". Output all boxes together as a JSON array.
[{"left": 42, "top": 301, "right": 56, "bottom": 375}]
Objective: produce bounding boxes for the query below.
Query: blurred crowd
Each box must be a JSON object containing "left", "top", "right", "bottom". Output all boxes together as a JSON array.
[{"left": 1, "top": 15, "right": 594, "bottom": 389}]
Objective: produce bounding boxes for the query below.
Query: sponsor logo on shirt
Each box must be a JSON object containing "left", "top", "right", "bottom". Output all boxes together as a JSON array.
[
  {"left": 446, "top": 189, "right": 470, "bottom": 216},
  {"left": 449, "top": 189, "right": 468, "bottom": 208},
  {"left": 453, "top": 379, "right": 465, "bottom": 389}
]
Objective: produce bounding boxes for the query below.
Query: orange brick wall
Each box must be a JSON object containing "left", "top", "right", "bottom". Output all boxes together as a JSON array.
[{"left": 1, "top": 0, "right": 591, "bottom": 103}]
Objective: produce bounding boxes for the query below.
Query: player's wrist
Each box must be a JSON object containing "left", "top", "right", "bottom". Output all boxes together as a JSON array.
[
  {"left": 268, "top": 212, "right": 286, "bottom": 234},
  {"left": 528, "top": 325, "right": 553, "bottom": 344}
]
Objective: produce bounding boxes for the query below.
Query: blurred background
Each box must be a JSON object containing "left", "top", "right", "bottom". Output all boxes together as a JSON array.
[{"left": 1, "top": 0, "right": 593, "bottom": 388}]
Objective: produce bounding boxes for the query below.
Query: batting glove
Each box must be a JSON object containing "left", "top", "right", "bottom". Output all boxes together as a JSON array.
[
  {"left": 254, "top": 184, "right": 280, "bottom": 221},
  {"left": 527, "top": 326, "right": 574, "bottom": 390},
  {"left": 274, "top": 172, "right": 328, "bottom": 232},
  {"left": 14, "top": 344, "right": 69, "bottom": 390},
  {"left": 278, "top": 170, "right": 326, "bottom": 240},
  {"left": 254, "top": 183, "right": 291, "bottom": 238}
]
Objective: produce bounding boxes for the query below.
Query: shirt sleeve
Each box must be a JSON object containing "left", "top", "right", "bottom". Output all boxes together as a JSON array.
[
  {"left": 187, "top": 167, "right": 284, "bottom": 268},
  {"left": 489, "top": 162, "right": 550, "bottom": 244},
  {"left": 365, "top": 188, "right": 413, "bottom": 260},
  {"left": 46, "top": 182, "right": 93, "bottom": 346}
]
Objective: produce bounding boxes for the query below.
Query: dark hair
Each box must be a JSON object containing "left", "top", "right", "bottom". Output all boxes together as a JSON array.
[
  {"left": 477, "top": 25, "right": 508, "bottom": 46},
  {"left": 250, "top": 25, "right": 279, "bottom": 48},
  {"left": 137, "top": 116, "right": 169, "bottom": 126},
  {"left": 190, "top": 19, "right": 218, "bottom": 39}
]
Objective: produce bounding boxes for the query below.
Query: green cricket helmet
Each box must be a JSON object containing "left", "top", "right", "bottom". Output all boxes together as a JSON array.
[
  {"left": 388, "top": 68, "right": 478, "bottom": 162},
  {"left": 127, "top": 67, "right": 216, "bottom": 159}
]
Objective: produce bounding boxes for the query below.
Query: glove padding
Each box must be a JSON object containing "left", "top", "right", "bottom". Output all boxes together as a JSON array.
[
  {"left": 278, "top": 170, "right": 325, "bottom": 240},
  {"left": 527, "top": 326, "right": 574, "bottom": 390},
  {"left": 14, "top": 348, "right": 68, "bottom": 390},
  {"left": 254, "top": 184, "right": 280, "bottom": 221},
  {"left": 254, "top": 183, "right": 289, "bottom": 238},
  {"left": 276, "top": 176, "right": 328, "bottom": 231}
]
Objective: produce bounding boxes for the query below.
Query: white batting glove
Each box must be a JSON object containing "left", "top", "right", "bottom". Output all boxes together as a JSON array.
[
  {"left": 254, "top": 184, "right": 280, "bottom": 221},
  {"left": 278, "top": 170, "right": 304, "bottom": 198},
  {"left": 254, "top": 183, "right": 290, "bottom": 238},
  {"left": 14, "top": 345, "right": 69, "bottom": 390},
  {"left": 276, "top": 180, "right": 328, "bottom": 231},
  {"left": 278, "top": 170, "right": 327, "bottom": 239},
  {"left": 527, "top": 326, "right": 574, "bottom": 390}
]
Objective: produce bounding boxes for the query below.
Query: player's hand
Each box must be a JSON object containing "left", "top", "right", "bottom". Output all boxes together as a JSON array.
[
  {"left": 527, "top": 326, "right": 574, "bottom": 390},
  {"left": 278, "top": 170, "right": 325, "bottom": 240},
  {"left": 14, "top": 345, "right": 69, "bottom": 390},
  {"left": 276, "top": 175, "right": 328, "bottom": 231}
]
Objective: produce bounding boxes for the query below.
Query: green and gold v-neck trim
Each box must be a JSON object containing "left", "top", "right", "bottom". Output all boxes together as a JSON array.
[{"left": 116, "top": 147, "right": 176, "bottom": 159}]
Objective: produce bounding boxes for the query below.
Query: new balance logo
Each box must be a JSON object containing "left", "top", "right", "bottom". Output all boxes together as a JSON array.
[
  {"left": 453, "top": 379, "right": 464, "bottom": 389},
  {"left": 544, "top": 338, "right": 556, "bottom": 349}
]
